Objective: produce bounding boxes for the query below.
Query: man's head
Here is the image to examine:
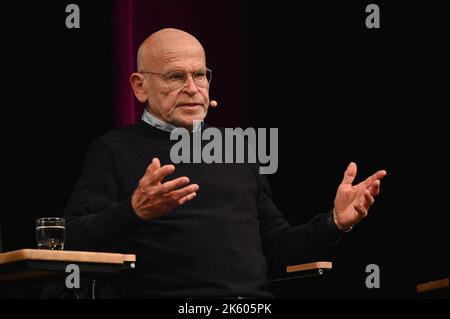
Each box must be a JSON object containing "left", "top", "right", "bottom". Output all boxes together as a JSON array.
[{"left": 130, "top": 28, "right": 211, "bottom": 130}]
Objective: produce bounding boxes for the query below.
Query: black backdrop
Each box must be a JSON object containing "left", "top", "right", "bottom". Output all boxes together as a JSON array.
[{"left": 4, "top": 0, "right": 448, "bottom": 298}]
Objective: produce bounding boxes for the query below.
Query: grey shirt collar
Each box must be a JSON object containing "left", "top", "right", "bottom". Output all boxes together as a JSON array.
[{"left": 141, "top": 108, "right": 203, "bottom": 133}]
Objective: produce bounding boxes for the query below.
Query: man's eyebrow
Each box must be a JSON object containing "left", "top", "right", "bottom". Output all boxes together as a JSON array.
[
  {"left": 164, "top": 68, "right": 207, "bottom": 74},
  {"left": 164, "top": 68, "right": 186, "bottom": 73}
]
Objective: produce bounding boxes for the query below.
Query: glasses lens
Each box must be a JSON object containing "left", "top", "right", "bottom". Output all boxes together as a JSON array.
[
  {"left": 195, "top": 70, "right": 212, "bottom": 87},
  {"left": 166, "top": 71, "right": 187, "bottom": 90},
  {"left": 166, "top": 69, "right": 212, "bottom": 91}
]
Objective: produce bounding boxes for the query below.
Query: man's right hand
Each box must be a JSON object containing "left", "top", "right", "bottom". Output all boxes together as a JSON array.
[{"left": 131, "top": 158, "right": 199, "bottom": 221}]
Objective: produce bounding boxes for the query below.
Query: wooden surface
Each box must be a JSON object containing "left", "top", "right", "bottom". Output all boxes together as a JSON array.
[
  {"left": 286, "top": 261, "right": 332, "bottom": 274},
  {"left": 0, "top": 249, "right": 136, "bottom": 266},
  {"left": 416, "top": 278, "right": 449, "bottom": 293}
]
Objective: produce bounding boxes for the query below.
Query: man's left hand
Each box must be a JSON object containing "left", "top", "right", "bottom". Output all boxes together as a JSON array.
[{"left": 333, "top": 162, "right": 387, "bottom": 231}]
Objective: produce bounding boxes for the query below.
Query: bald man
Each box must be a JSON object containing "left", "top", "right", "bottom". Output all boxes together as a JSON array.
[{"left": 64, "top": 28, "right": 386, "bottom": 298}]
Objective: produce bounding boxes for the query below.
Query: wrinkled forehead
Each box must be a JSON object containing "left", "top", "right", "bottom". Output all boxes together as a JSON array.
[{"left": 153, "top": 48, "right": 206, "bottom": 72}]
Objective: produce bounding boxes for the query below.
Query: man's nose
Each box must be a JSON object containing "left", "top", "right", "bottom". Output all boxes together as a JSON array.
[{"left": 182, "top": 74, "right": 200, "bottom": 95}]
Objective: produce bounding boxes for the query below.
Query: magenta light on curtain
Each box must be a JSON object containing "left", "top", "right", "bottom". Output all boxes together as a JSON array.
[{"left": 113, "top": 0, "right": 138, "bottom": 128}]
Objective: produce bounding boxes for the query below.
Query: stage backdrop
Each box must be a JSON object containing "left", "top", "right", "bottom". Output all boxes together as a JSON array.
[{"left": 4, "top": 0, "right": 448, "bottom": 298}]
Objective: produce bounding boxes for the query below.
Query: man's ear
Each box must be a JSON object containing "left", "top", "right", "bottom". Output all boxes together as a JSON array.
[{"left": 130, "top": 73, "right": 149, "bottom": 103}]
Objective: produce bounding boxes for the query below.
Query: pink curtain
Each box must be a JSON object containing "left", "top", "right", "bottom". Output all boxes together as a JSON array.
[{"left": 112, "top": 0, "right": 137, "bottom": 127}]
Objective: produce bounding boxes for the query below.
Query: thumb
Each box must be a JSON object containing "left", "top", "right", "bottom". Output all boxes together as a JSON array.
[
  {"left": 144, "top": 157, "right": 161, "bottom": 178},
  {"left": 153, "top": 157, "right": 161, "bottom": 170},
  {"left": 342, "top": 162, "right": 357, "bottom": 185}
]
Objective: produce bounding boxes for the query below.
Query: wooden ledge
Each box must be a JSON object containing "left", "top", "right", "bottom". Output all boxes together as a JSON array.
[
  {"left": 286, "top": 261, "right": 332, "bottom": 274},
  {"left": 416, "top": 278, "right": 449, "bottom": 293},
  {"left": 0, "top": 249, "right": 136, "bottom": 266}
]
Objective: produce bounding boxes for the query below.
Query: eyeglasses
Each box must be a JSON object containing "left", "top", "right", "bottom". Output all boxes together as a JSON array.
[{"left": 139, "top": 69, "right": 212, "bottom": 91}]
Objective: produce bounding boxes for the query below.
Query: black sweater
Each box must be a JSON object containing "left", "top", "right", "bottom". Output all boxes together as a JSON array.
[{"left": 63, "top": 120, "right": 342, "bottom": 298}]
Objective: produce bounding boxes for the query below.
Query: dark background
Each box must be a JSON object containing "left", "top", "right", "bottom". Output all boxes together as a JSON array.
[{"left": 3, "top": 0, "right": 448, "bottom": 298}]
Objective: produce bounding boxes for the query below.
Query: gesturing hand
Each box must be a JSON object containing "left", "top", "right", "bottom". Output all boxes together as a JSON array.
[
  {"left": 131, "top": 158, "right": 199, "bottom": 221},
  {"left": 333, "top": 162, "right": 387, "bottom": 231}
]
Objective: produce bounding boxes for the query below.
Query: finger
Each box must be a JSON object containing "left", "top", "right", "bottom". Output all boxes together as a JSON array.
[
  {"left": 354, "top": 203, "right": 368, "bottom": 217},
  {"left": 369, "top": 180, "right": 380, "bottom": 196},
  {"left": 176, "top": 192, "right": 197, "bottom": 206},
  {"left": 341, "top": 162, "right": 357, "bottom": 185},
  {"left": 167, "top": 184, "right": 199, "bottom": 202},
  {"left": 150, "top": 164, "right": 176, "bottom": 185},
  {"left": 362, "top": 170, "right": 387, "bottom": 188},
  {"left": 364, "top": 190, "right": 375, "bottom": 207},
  {"left": 151, "top": 177, "right": 191, "bottom": 196}
]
